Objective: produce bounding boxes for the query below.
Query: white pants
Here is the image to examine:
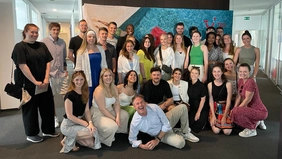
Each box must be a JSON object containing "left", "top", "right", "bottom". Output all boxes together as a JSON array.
[{"left": 91, "top": 106, "right": 129, "bottom": 147}]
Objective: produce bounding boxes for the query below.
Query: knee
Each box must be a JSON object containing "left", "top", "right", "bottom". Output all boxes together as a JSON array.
[
  {"left": 174, "top": 139, "right": 185, "bottom": 149},
  {"left": 212, "top": 126, "right": 221, "bottom": 134},
  {"left": 223, "top": 129, "right": 232, "bottom": 135},
  {"left": 106, "top": 124, "right": 118, "bottom": 134},
  {"left": 101, "top": 121, "right": 118, "bottom": 134},
  {"left": 120, "top": 109, "right": 129, "bottom": 121}
]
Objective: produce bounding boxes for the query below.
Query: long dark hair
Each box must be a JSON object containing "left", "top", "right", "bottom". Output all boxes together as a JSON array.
[
  {"left": 205, "top": 32, "right": 218, "bottom": 48},
  {"left": 123, "top": 70, "right": 139, "bottom": 90},
  {"left": 140, "top": 37, "right": 155, "bottom": 63}
]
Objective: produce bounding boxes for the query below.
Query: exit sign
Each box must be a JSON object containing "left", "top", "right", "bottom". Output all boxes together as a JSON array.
[{"left": 244, "top": 16, "right": 250, "bottom": 20}]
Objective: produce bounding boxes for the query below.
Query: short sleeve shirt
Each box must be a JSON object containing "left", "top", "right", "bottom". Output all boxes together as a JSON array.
[
  {"left": 188, "top": 79, "right": 207, "bottom": 109},
  {"left": 141, "top": 79, "right": 173, "bottom": 104},
  {"left": 69, "top": 35, "right": 83, "bottom": 65},
  {"left": 11, "top": 41, "right": 53, "bottom": 88},
  {"left": 63, "top": 90, "right": 86, "bottom": 118}
]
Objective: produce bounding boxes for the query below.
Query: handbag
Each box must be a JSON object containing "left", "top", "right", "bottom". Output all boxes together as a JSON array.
[
  {"left": 159, "top": 46, "right": 172, "bottom": 73},
  {"left": 4, "top": 62, "right": 31, "bottom": 109}
]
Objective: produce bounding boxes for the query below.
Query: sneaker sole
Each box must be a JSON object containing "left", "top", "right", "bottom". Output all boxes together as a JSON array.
[
  {"left": 186, "top": 138, "right": 200, "bottom": 143},
  {"left": 42, "top": 133, "right": 60, "bottom": 138},
  {"left": 26, "top": 137, "right": 43, "bottom": 143},
  {"left": 238, "top": 133, "right": 257, "bottom": 137}
]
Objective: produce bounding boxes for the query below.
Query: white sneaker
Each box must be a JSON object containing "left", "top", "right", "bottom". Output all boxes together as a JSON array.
[
  {"left": 181, "top": 132, "right": 200, "bottom": 143},
  {"left": 258, "top": 120, "right": 267, "bottom": 130},
  {"left": 55, "top": 116, "right": 60, "bottom": 128},
  {"left": 239, "top": 128, "right": 257, "bottom": 137}
]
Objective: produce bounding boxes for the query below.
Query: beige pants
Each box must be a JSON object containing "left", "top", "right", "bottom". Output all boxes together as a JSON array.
[
  {"left": 161, "top": 104, "right": 190, "bottom": 149},
  {"left": 91, "top": 106, "right": 129, "bottom": 147}
]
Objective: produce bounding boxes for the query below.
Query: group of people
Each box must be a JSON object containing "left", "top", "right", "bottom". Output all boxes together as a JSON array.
[{"left": 10, "top": 19, "right": 268, "bottom": 153}]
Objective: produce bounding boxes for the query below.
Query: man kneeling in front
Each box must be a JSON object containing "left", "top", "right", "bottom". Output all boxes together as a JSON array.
[{"left": 129, "top": 94, "right": 194, "bottom": 150}]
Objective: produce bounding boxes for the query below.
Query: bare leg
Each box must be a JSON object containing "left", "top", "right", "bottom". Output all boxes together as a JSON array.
[
  {"left": 223, "top": 129, "right": 232, "bottom": 135},
  {"left": 211, "top": 126, "right": 221, "bottom": 134},
  {"left": 76, "top": 131, "right": 94, "bottom": 147}
]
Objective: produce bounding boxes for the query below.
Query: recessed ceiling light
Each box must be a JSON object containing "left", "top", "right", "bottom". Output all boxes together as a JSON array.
[{"left": 53, "top": 9, "right": 57, "bottom": 11}]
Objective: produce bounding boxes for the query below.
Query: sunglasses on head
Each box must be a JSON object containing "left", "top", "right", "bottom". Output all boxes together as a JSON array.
[{"left": 74, "top": 70, "right": 84, "bottom": 74}]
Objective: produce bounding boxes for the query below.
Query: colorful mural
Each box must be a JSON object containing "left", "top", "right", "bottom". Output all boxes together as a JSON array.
[{"left": 83, "top": 4, "right": 233, "bottom": 44}]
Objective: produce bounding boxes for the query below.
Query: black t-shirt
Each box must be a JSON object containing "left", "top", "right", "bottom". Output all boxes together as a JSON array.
[
  {"left": 141, "top": 79, "right": 172, "bottom": 104},
  {"left": 97, "top": 42, "right": 117, "bottom": 71},
  {"left": 63, "top": 90, "right": 86, "bottom": 119},
  {"left": 11, "top": 41, "right": 53, "bottom": 88},
  {"left": 188, "top": 79, "right": 208, "bottom": 110},
  {"left": 183, "top": 35, "right": 192, "bottom": 48},
  {"left": 69, "top": 35, "right": 83, "bottom": 65}
]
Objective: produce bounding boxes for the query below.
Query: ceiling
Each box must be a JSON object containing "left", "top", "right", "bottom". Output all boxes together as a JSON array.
[
  {"left": 230, "top": 0, "right": 281, "bottom": 16},
  {"left": 29, "top": 0, "right": 77, "bottom": 22},
  {"left": 29, "top": 0, "right": 281, "bottom": 22}
]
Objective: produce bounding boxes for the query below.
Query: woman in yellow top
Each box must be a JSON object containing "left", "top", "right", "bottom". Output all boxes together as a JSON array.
[{"left": 137, "top": 36, "right": 155, "bottom": 84}]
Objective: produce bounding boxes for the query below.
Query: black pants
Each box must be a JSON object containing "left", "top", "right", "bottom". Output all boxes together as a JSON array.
[
  {"left": 22, "top": 85, "right": 55, "bottom": 136},
  {"left": 189, "top": 107, "right": 209, "bottom": 133}
]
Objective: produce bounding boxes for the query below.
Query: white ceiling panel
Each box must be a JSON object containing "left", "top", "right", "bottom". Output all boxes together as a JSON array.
[{"left": 29, "top": 0, "right": 282, "bottom": 22}]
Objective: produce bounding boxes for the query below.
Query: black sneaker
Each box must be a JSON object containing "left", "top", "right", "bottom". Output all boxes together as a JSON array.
[
  {"left": 27, "top": 135, "right": 43, "bottom": 143},
  {"left": 42, "top": 132, "right": 60, "bottom": 138}
]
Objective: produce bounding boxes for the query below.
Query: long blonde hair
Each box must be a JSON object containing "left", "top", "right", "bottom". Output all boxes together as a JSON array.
[
  {"left": 68, "top": 71, "right": 89, "bottom": 104},
  {"left": 222, "top": 34, "right": 235, "bottom": 56},
  {"left": 173, "top": 34, "right": 187, "bottom": 55},
  {"left": 99, "top": 68, "right": 118, "bottom": 98},
  {"left": 77, "top": 29, "right": 97, "bottom": 55}
]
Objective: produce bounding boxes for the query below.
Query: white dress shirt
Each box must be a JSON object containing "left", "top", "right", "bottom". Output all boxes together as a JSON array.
[{"left": 129, "top": 104, "right": 171, "bottom": 148}]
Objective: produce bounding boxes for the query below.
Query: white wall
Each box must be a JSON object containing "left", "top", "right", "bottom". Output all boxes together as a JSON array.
[
  {"left": 0, "top": 0, "right": 21, "bottom": 109},
  {"left": 233, "top": 15, "right": 262, "bottom": 31}
]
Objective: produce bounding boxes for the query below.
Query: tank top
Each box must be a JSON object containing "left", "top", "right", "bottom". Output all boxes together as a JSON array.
[
  {"left": 238, "top": 46, "right": 256, "bottom": 65},
  {"left": 212, "top": 81, "right": 227, "bottom": 102},
  {"left": 171, "top": 84, "right": 181, "bottom": 101},
  {"left": 119, "top": 92, "right": 134, "bottom": 106},
  {"left": 190, "top": 45, "right": 203, "bottom": 65},
  {"left": 93, "top": 96, "right": 116, "bottom": 108}
]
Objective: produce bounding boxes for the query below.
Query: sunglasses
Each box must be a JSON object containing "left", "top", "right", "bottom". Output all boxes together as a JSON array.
[
  {"left": 74, "top": 70, "right": 84, "bottom": 73},
  {"left": 239, "top": 85, "right": 243, "bottom": 93},
  {"left": 192, "top": 66, "right": 200, "bottom": 69}
]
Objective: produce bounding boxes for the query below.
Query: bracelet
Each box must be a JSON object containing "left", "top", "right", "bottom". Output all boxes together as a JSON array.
[{"left": 156, "top": 136, "right": 161, "bottom": 141}]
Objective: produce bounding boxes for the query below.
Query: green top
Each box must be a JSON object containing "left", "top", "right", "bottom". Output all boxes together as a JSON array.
[{"left": 190, "top": 45, "right": 204, "bottom": 65}]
